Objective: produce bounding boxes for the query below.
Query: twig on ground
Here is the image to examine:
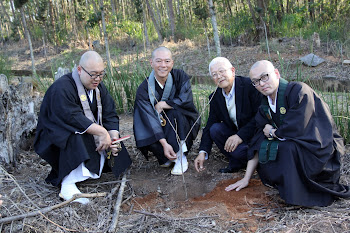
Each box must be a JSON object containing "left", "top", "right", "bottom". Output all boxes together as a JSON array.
[
  {"left": 84, "top": 179, "right": 131, "bottom": 186},
  {"left": 0, "top": 193, "right": 107, "bottom": 224},
  {"left": 38, "top": 212, "right": 78, "bottom": 232},
  {"left": 108, "top": 173, "right": 127, "bottom": 232},
  {"left": 134, "top": 210, "right": 219, "bottom": 221}
]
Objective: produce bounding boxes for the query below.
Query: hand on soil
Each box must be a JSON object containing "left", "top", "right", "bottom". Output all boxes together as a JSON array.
[
  {"left": 225, "top": 178, "right": 249, "bottom": 192},
  {"left": 194, "top": 152, "right": 206, "bottom": 172}
]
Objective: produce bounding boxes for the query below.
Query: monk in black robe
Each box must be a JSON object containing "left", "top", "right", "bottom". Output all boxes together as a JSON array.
[
  {"left": 133, "top": 47, "right": 200, "bottom": 175},
  {"left": 35, "top": 51, "right": 131, "bottom": 204},
  {"left": 226, "top": 60, "right": 350, "bottom": 207}
]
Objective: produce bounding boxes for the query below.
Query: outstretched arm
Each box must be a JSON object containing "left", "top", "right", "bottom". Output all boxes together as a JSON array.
[{"left": 225, "top": 153, "right": 258, "bottom": 191}]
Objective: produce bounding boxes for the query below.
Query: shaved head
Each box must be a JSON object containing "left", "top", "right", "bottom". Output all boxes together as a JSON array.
[
  {"left": 249, "top": 60, "right": 280, "bottom": 99},
  {"left": 249, "top": 60, "right": 275, "bottom": 77},
  {"left": 79, "top": 51, "right": 104, "bottom": 68},
  {"left": 152, "top": 47, "right": 172, "bottom": 60}
]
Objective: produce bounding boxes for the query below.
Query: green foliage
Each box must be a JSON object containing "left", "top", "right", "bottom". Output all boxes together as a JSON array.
[
  {"left": 87, "top": 12, "right": 102, "bottom": 28},
  {"left": 114, "top": 20, "right": 144, "bottom": 42},
  {"left": 132, "top": 0, "right": 143, "bottom": 22},
  {"left": 193, "top": 2, "right": 209, "bottom": 21},
  {"left": 221, "top": 11, "right": 254, "bottom": 41},
  {"left": 321, "top": 91, "right": 350, "bottom": 144},
  {"left": 103, "top": 60, "right": 149, "bottom": 114},
  {"left": 0, "top": 53, "right": 13, "bottom": 78},
  {"left": 14, "top": 0, "right": 28, "bottom": 9},
  {"left": 36, "top": 0, "right": 48, "bottom": 22}
]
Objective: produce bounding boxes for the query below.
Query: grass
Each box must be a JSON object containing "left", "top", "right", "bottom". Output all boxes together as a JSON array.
[{"left": 276, "top": 53, "right": 350, "bottom": 144}]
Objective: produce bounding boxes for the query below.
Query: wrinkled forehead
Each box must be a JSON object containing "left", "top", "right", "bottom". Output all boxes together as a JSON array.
[{"left": 210, "top": 61, "right": 231, "bottom": 71}]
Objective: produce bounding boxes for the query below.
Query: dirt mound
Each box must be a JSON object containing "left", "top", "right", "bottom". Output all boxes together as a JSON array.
[{"left": 132, "top": 178, "right": 274, "bottom": 231}]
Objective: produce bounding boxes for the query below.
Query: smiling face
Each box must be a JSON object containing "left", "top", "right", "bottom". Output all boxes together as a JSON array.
[
  {"left": 210, "top": 61, "right": 235, "bottom": 94},
  {"left": 78, "top": 51, "right": 105, "bottom": 90},
  {"left": 150, "top": 49, "right": 174, "bottom": 81},
  {"left": 249, "top": 60, "right": 280, "bottom": 99}
]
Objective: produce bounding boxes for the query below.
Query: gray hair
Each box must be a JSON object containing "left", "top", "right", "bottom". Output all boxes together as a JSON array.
[
  {"left": 151, "top": 46, "right": 172, "bottom": 60},
  {"left": 208, "top": 57, "right": 233, "bottom": 75}
]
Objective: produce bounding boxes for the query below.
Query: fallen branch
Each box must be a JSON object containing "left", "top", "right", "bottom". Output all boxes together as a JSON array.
[
  {"left": 134, "top": 210, "right": 219, "bottom": 221},
  {"left": 0, "top": 192, "right": 107, "bottom": 224},
  {"left": 108, "top": 173, "right": 127, "bottom": 232}
]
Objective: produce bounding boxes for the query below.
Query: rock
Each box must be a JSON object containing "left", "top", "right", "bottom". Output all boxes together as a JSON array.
[
  {"left": 323, "top": 74, "right": 337, "bottom": 79},
  {"left": 299, "top": 53, "right": 325, "bottom": 67},
  {"left": 0, "top": 74, "right": 8, "bottom": 94},
  {"left": 343, "top": 60, "right": 350, "bottom": 65},
  {"left": 312, "top": 32, "right": 321, "bottom": 47},
  {"left": 54, "top": 67, "right": 71, "bottom": 81}
]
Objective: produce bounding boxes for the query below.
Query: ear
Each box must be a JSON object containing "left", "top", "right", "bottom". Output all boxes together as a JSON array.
[
  {"left": 274, "top": 68, "right": 281, "bottom": 79},
  {"left": 231, "top": 67, "right": 235, "bottom": 74}
]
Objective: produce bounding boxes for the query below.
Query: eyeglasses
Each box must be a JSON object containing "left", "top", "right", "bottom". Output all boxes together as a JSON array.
[
  {"left": 81, "top": 66, "right": 105, "bottom": 80},
  {"left": 211, "top": 69, "right": 229, "bottom": 79},
  {"left": 251, "top": 73, "right": 270, "bottom": 87}
]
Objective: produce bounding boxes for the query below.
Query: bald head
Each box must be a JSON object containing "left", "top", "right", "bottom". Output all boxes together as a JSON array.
[
  {"left": 152, "top": 47, "right": 172, "bottom": 60},
  {"left": 208, "top": 57, "right": 233, "bottom": 75},
  {"left": 249, "top": 60, "right": 275, "bottom": 77},
  {"left": 79, "top": 51, "right": 104, "bottom": 68},
  {"left": 249, "top": 60, "right": 280, "bottom": 98}
]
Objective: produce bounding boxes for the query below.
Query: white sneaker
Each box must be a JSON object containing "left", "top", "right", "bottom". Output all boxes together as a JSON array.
[
  {"left": 160, "top": 160, "right": 174, "bottom": 168},
  {"left": 171, "top": 155, "right": 188, "bottom": 175},
  {"left": 59, "top": 183, "right": 90, "bottom": 204}
]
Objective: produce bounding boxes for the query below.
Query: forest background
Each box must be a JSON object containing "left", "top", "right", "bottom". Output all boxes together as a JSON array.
[
  {"left": 1, "top": 0, "right": 350, "bottom": 232},
  {"left": 0, "top": 0, "right": 349, "bottom": 140}
]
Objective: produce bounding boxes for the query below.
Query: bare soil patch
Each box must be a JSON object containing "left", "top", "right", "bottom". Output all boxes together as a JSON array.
[{"left": 1, "top": 114, "right": 350, "bottom": 232}]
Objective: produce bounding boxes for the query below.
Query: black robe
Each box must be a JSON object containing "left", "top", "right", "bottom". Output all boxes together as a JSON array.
[
  {"left": 133, "top": 69, "right": 200, "bottom": 153},
  {"left": 34, "top": 73, "right": 131, "bottom": 186},
  {"left": 249, "top": 81, "right": 350, "bottom": 207}
]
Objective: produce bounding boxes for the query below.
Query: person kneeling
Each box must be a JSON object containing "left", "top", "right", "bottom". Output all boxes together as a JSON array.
[
  {"left": 226, "top": 60, "right": 350, "bottom": 207},
  {"left": 35, "top": 51, "right": 132, "bottom": 204}
]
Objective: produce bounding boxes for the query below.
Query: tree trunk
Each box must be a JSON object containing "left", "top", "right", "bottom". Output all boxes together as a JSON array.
[
  {"left": 247, "top": 0, "right": 259, "bottom": 29},
  {"left": 0, "top": 0, "right": 11, "bottom": 24},
  {"left": 308, "top": 0, "right": 315, "bottom": 21},
  {"left": 208, "top": 0, "right": 221, "bottom": 57},
  {"left": 154, "top": 0, "right": 164, "bottom": 31},
  {"left": 19, "top": 7, "right": 36, "bottom": 75},
  {"left": 100, "top": 0, "right": 113, "bottom": 75},
  {"left": 167, "top": 0, "right": 175, "bottom": 41},
  {"left": 48, "top": 0, "right": 57, "bottom": 46},
  {"left": 9, "top": 0, "right": 23, "bottom": 39},
  {"left": 145, "top": 0, "right": 163, "bottom": 42},
  {"left": 225, "top": 0, "right": 233, "bottom": 17},
  {"left": 92, "top": 0, "right": 103, "bottom": 40},
  {"left": 204, "top": 22, "right": 211, "bottom": 57},
  {"left": 143, "top": 2, "right": 150, "bottom": 49},
  {"left": 69, "top": 0, "right": 78, "bottom": 45}
]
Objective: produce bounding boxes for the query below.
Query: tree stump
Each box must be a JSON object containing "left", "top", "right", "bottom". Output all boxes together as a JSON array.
[{"left": 0, "top": 74, "right": 42, "bottom": 165}]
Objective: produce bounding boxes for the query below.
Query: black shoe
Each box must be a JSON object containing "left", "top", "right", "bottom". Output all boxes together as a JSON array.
[{"left": 218, "top": 167, "right": 240, "bottom": 173}]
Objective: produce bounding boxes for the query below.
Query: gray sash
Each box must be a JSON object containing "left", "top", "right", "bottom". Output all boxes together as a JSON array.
[
  {"left": 72, "top": 68, "right": 103, "bottom": 148},
  {"left": 147, "top": 70, "right": 173, "bottom": 124}
]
